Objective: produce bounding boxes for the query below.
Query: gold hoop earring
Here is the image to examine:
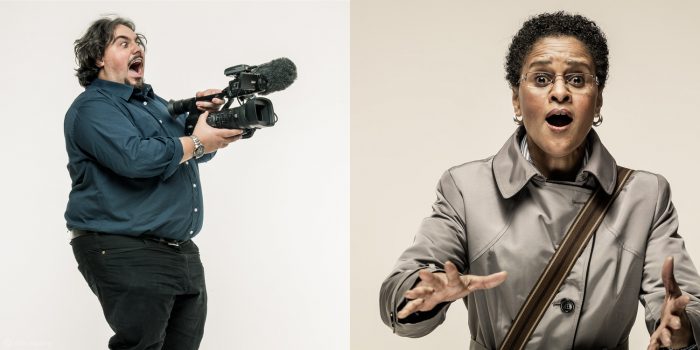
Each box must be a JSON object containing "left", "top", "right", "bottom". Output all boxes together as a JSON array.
[
  {"left": 513, "top": 115, "right": 523, "bottom": 125},
  {"left": 593, "top": 114, "right": 603, "bottom": 127}
]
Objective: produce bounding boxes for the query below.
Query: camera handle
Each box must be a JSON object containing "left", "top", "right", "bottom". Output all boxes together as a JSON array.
[
  {"left": 182, "top": 92, "right": 232, "bottom": 136},
  {"left": 183, "top": 111, "right": 200, "bottom": 136}
]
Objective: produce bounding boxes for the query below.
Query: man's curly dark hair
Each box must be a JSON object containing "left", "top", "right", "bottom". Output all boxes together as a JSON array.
[
  {"left": 74, "top": 16, "right": 146, "bottom": 87},
  {"left": 505, "top": 11, "right": 609, "bottom": 89}
]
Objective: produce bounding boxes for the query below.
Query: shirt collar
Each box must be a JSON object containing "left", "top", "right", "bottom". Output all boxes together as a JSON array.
[
  {"left": 88, "top": 79, "right": 154, "bottom": 101},
  {"left": 131, "top": 84, "right": 155, "bottom": 100},
  {"left": 492, "top": 126, "right": 617, "bottom": 199},
  {"left": 520, "top": 133, "right": 590, "bottom": 166}
]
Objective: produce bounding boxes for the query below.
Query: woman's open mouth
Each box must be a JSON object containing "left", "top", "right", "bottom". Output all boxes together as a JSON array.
[
  {"left": 545, "top": 109, "right": 573, "bottom": 131},
  {"left": 546, "top": 114, "right": 572, "bottom": 127}
]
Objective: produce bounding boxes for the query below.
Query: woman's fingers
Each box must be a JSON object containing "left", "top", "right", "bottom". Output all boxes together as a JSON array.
[
  {"left": 444, "top": 261, "right": 462, "bottom": 287},
  {"left": 464, "top": 271, "right": 508, "bottom": 292},
  {"left": 397, "top": 298, "right": 424, "bottom": 319},
  {"left": 404, "top": 286, "right": 435, "bottom": 300}
]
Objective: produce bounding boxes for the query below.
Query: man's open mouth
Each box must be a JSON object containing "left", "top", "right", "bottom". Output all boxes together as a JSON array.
[
  {"left": 129, "top": 58, "right": 143, "bottom": 75},
  {"left": 546, "top": 110, "right": 572, "bottom": 127}
]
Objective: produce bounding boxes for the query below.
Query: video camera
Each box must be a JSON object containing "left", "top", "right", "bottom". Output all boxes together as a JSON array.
[{"left": 167, "top": 58, "right": 297, "bottom": 139}]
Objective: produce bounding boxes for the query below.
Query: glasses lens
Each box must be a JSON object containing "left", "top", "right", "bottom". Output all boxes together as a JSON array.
[
  {"left": 524, "top": 72, "right": 595, "bottom": 90},
  {"left": 531, "top": 73, "right": 552, "bottom": 87},
  {"left": 565, "top": 74, "right": 587, "bottom": 88}
]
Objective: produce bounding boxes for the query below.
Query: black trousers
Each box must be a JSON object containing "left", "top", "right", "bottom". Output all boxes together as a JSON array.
[{"left": 71, "top": 233, "right": 207, "bottom": 350}]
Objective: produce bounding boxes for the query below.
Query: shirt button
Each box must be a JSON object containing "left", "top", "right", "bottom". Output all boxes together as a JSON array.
[
  {"left": 143, "top": 101, "right": 148, "bottom": 105},
  {"left": 556, "top": 298, "right": 575, "bottom": 313},
  {"left": 189, "top": 230, "right": 194, "bottom": 235},
  {"left": 185, "top": 161, "right": 189, "bottom": 166},
  {"left": 193, "top": 184, "right": 197, "bottom": 188},
  {"left": 159, "top": 119, "right": 163, "bottom": 124},
  {"left": 194, "top": 208, "right": 198, "bottom": 212}
]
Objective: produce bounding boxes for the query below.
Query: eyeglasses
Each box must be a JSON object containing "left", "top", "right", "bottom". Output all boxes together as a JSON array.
[{"left": 520, "top": 72, "right": 599, "bottom": 91}]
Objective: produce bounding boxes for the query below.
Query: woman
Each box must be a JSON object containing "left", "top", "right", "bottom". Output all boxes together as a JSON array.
[{"left": 380, "top": 12, "right": 700, "bottom": 350}]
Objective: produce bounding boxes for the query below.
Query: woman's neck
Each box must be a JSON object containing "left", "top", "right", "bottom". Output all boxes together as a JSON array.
[{"left": 527, "top": 136, "right": 586, "bottom": 181}]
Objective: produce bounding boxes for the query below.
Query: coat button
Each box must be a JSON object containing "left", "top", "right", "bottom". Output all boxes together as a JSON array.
[{"left": 558, "top": 298, "right": 575, "bottom": 313}]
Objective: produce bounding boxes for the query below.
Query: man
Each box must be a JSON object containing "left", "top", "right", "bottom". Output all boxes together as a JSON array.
[{"left": 64, "top": 17, "right": 241, "bottom": 349}]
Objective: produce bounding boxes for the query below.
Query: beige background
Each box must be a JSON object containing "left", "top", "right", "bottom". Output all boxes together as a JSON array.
[{"left": 351, "top": 0, "right": 700, "bottom": 349}]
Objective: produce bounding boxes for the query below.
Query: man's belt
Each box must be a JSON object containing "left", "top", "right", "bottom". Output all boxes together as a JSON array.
[{"left": 69, "top": 229, "right": 188, "bottom": 247}]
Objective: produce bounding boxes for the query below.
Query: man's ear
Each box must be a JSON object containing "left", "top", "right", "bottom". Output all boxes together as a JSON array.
[
  {"left": 512, "top": 88, "right": 521, "bottom": 116},
  {"left": 96, "top": 58, "right": 104, "bottom": 68}
]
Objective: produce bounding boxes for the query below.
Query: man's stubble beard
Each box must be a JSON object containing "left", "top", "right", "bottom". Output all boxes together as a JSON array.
[{"left": 128, "top": 78, "right": 145, "bottom": 90}]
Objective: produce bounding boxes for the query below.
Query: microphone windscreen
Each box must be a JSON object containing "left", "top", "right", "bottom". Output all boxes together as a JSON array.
[{"left": 253, "top": 57, "right": 297, "bottom": 95}]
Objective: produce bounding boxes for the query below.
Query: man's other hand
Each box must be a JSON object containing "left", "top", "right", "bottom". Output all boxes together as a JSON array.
[
  {"left": 195, "top": 89, "right": 225, "bottom": 112},
  {"left": 193, "top": 111, "right": 242, "bottom": 153}
]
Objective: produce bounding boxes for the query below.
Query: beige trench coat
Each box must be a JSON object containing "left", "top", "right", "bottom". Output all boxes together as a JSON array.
[{"left": 380, "top": 128, "right": 700, "bottom": 349}]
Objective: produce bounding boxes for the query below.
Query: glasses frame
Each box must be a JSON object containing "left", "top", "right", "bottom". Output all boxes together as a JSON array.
[{"left": 519, "top": 71, "right": 600, "bottom": 91}]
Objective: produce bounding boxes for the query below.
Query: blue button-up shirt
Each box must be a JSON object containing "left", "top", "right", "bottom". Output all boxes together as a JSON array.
[{"left": 64, "top": 79, "right": 214, "bottom": 240}]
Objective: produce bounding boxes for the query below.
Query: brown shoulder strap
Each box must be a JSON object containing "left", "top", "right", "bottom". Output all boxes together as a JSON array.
[{"left": 499, "top": 166, "right": 634, "bottom": 350}]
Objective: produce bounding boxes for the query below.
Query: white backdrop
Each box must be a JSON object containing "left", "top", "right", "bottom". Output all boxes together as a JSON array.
[{"left": 0, "top": 2, "right": 348, "bottom": 349}]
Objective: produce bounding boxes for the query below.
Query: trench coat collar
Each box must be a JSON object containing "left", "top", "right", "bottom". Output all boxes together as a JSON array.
[{"left": 493, "top": 127, "right": 617, "bottom": 199}]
